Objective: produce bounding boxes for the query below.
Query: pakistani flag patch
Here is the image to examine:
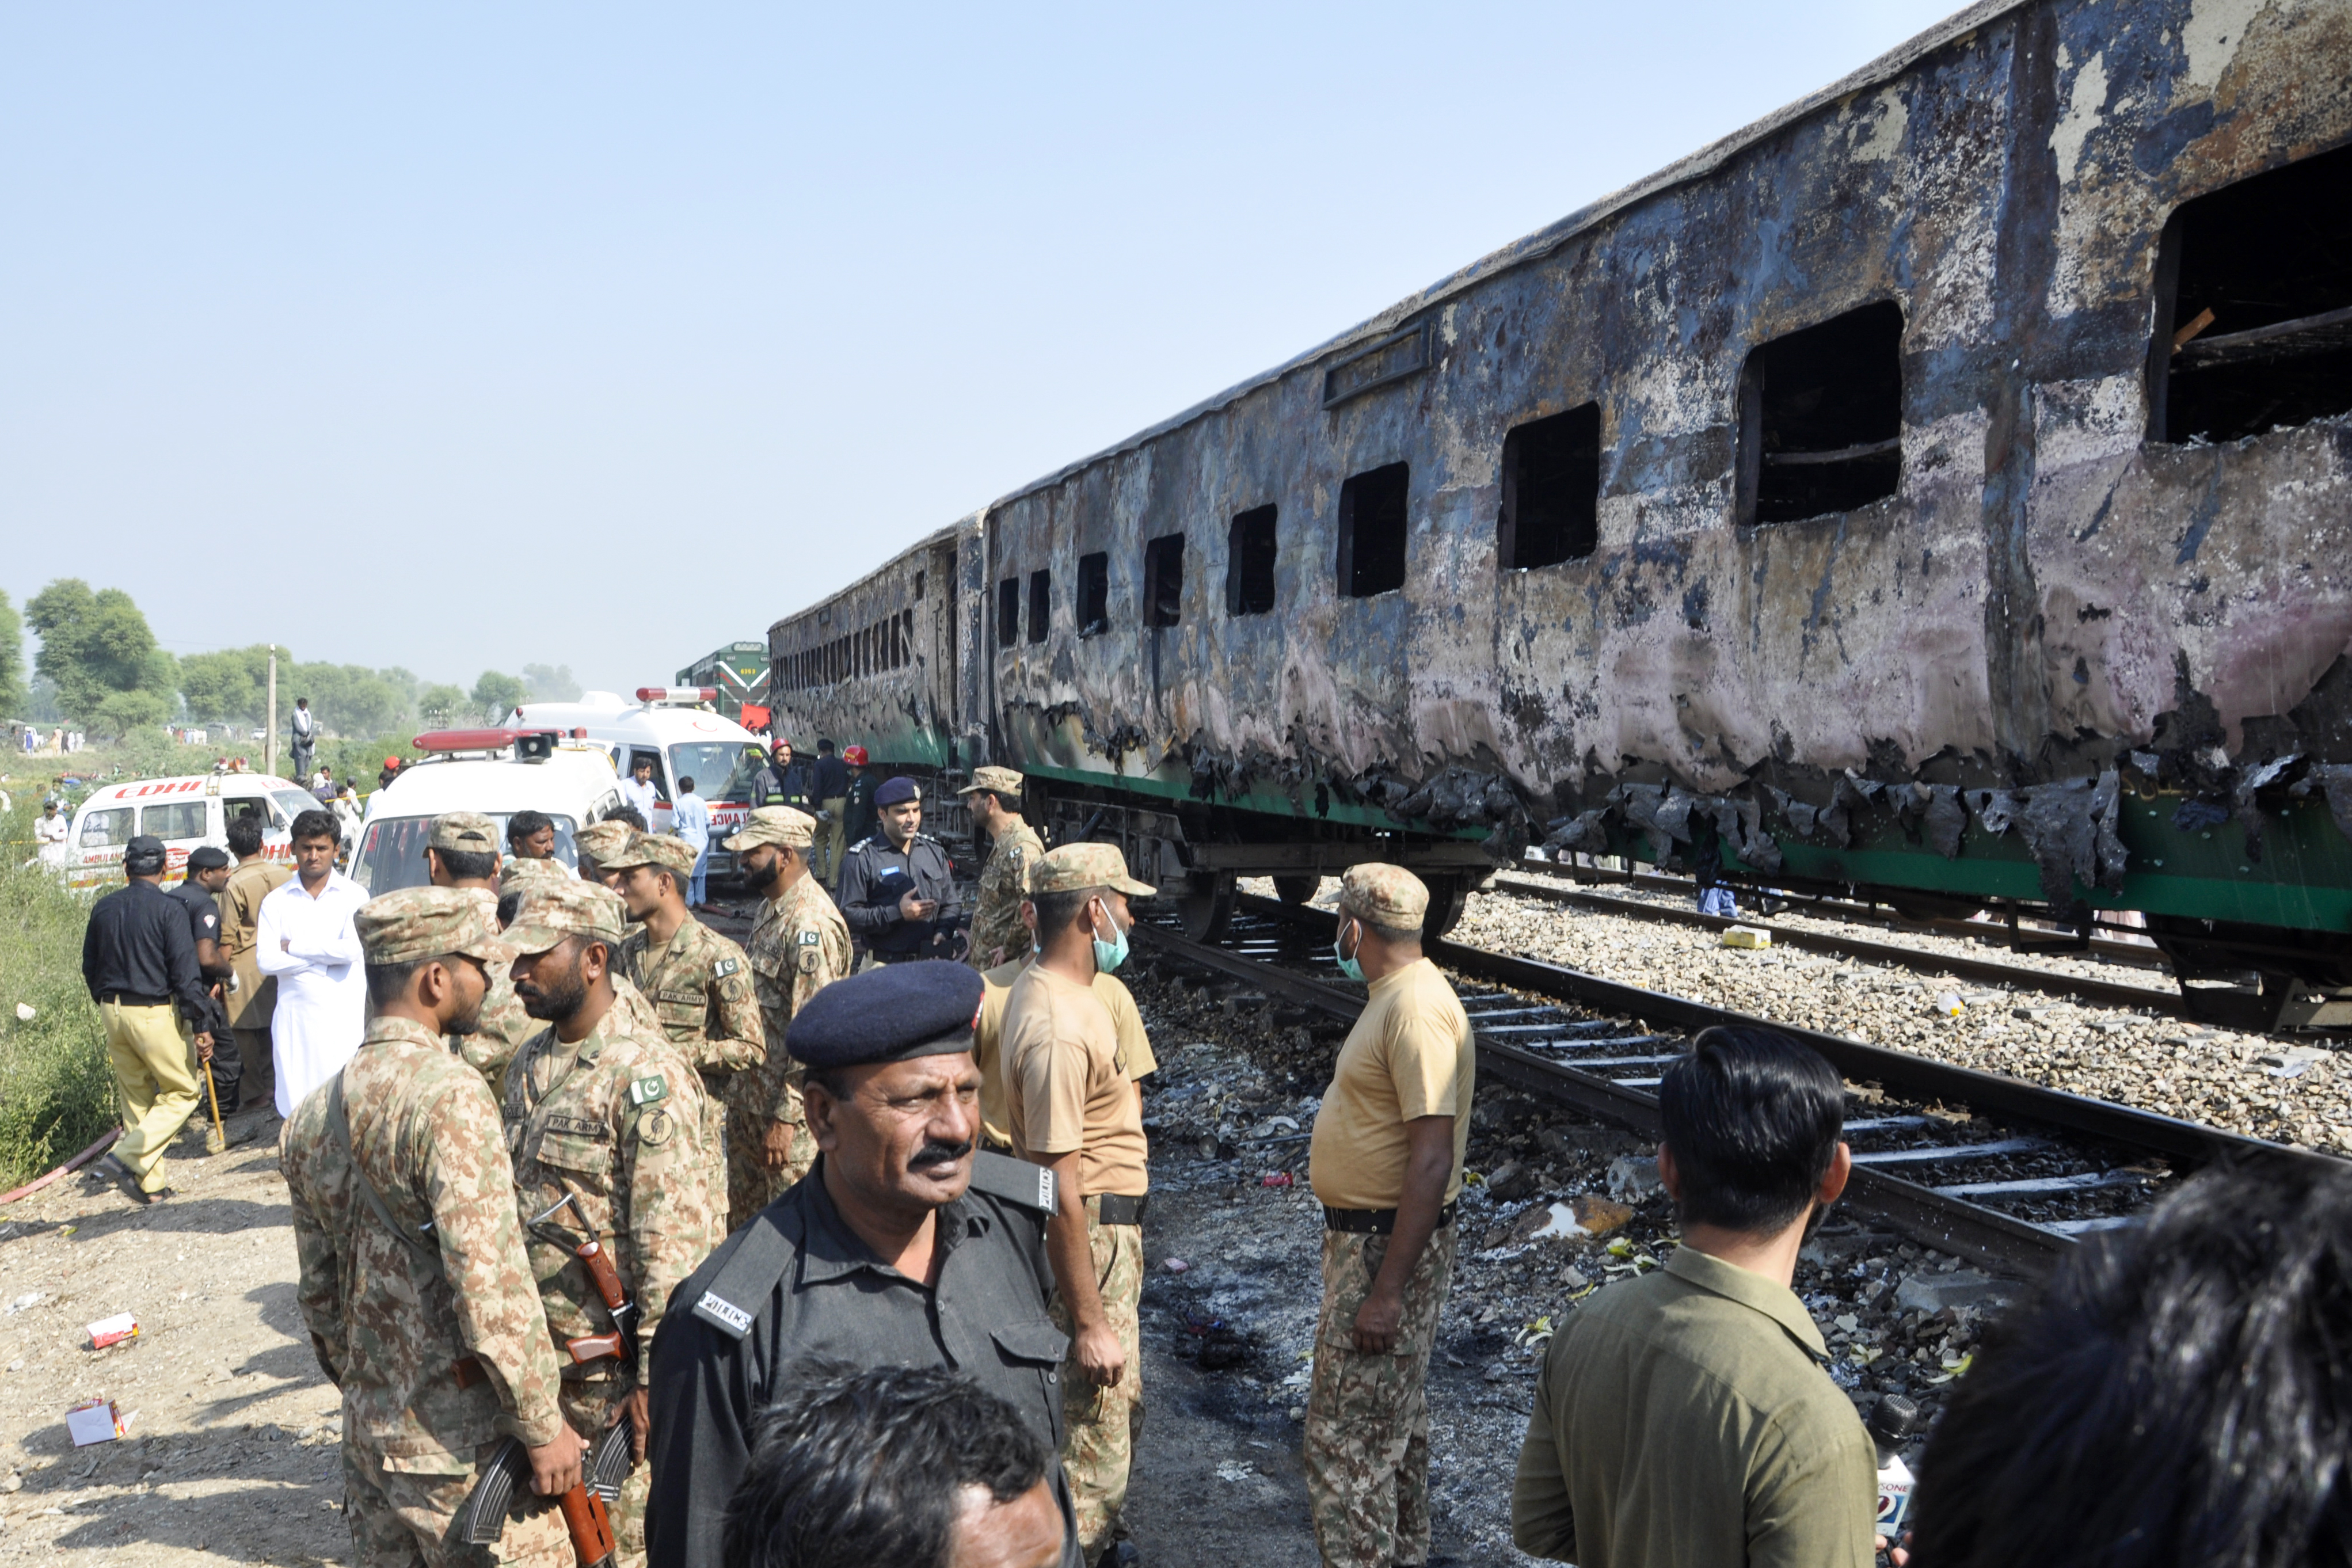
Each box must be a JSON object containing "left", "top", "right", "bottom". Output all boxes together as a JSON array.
[
  {"left": 713, "top": 957, "right": 741, "bottom": 979},
  {"left": 628, "top": 1074, "right": 668, "bottom": 1107}
]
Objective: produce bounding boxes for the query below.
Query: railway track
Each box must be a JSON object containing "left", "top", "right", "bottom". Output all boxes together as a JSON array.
[{"left": 1135, "top": 894, "right": 2341, "bottom": 1275}]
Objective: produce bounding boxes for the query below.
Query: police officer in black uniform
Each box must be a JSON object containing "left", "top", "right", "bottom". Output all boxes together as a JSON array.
[
  {"left": 166, "top": 846, "right": 238, "bottom": 1114},
  {"left": 645, "top": 961, "right": 1079, "bottom": 1568},
  {"left": 80, "top": 835, "right": 217, "bottom": 1202},
  {"left": 836, "top": 776, "right": 962, "bottom": 964},
  {"left": 749, "top": 736, "right": 813, "bottom": 813}
]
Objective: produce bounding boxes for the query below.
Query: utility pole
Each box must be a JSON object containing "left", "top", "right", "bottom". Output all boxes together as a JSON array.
[{"left": 265, "top": 645, "right": 278, "bottom": 778}]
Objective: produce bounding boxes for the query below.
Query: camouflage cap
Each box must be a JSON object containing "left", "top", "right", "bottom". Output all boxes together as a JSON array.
[
  {"left": 726, "top": 805, "right": 816, "bottom": 852},
  {"left": 356, "top": 885, "right": 514, "bottom": 966},
  {"left": 604, "top": 832, "right": 697, "bottom": 878},
  {"left": 1026, "top": 842, "right": 1155, "bottom": 899},
  {"left": 574, "top": 819, "right": 638, "bottom": 865},
  {"left": 503, "top": 878, "right": 628, "bottom": 956},
  {"left": 428, "top": 811, "right": 502, "bottom": 855},
  {"left": 498, "top": 855, "right": 573, "bottom": 895},
  {"left": 955, "top": 766, "right": 1025, "bottom": 797},
  {"left": 1337, "top": 863, "right": 1429, "bottom": 931}
]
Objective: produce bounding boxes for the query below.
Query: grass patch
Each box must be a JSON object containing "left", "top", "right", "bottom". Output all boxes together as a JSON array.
[{"left": 0, "top": 791, "right": 116, "bottom": 1192}]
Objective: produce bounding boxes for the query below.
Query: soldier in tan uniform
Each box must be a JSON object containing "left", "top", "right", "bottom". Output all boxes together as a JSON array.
[
  {"left": 574, "top": 819, "right": 635, "bottom": 889},
  {"left": 424, "top": 813, "right": 536, "bottom": 1091},
  {"left": 959, "top": 766, "right": 1045, "bottom": 970},
  {"left": 977, "top": 954, "right": 1158, "bottom": 1155},
  {"left": 1000, "top": 843, "right": 1157, "bottom": 1564},
  {"left": 219, "top": 810, "right": 291, "bottom": 1112},
  {"left": 502, "top": 880, "right": 717, "bottom": 1568},
  {"left": 723, "top": 805, "right": 852, "bottom": 1226},
  {"left": 494, "top": 856, "right": 664, "bottom": 1040},
  {"left": 607, "top": 833, "right": 764, "bottom": 1218},
  {"left": 283, "top": 887, "right": 583, "bottom": 1568}
]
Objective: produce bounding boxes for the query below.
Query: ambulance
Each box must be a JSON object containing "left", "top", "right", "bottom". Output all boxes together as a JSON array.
[
  {"left": 507, "top": 688, "right": 769, "bottom": 880},
  {"left": 344, "top": 728, "right": 627, "bottom": 896},
  {"left": 63, "top": 772, "right": 314, "bottom": 890}
]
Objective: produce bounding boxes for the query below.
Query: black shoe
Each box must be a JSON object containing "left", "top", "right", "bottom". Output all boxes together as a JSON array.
[{"left": 136, "top": 1186, "right": 178, "bottom": 1205}]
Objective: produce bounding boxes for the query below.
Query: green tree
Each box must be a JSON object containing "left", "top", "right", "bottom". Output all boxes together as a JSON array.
[
  {"left": 24, "top": 579, "right": 175, "bottom": 733},
  {"left": 522, "top": 663, "right": 581, "bottom": 702},
  {"left": 418, "top": 683, "right": 468, "bottom": 725},
  {"left": 470, "top": 671, "right": 527, "bottom": 723},
  {"left": 0, "top": 591, "right": 25, "bottom": 718},
  {"left": 179, "top": 645, "right": 278, "bottom": 727}
]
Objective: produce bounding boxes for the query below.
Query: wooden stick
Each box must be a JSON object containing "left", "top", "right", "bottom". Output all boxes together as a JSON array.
[
  {"left": 0, "top": 1128, "right": 123, "bottom": 1205},
  {"left": 201, "top": 1057, "right": 227, "bottom": 1152}
]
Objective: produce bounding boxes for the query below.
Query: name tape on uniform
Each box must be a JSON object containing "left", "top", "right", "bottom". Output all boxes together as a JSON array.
[{"left": 695, "top": 1291, "right": 753, "bottom": 1336}]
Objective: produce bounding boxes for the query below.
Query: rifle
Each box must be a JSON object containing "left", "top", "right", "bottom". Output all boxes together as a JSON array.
[
  {"left": 460, "top": 1419, "right": 634, "bottom": 1565},
  {"left": 527, "top": 1193, "right": 640, "bottom": 1369}
]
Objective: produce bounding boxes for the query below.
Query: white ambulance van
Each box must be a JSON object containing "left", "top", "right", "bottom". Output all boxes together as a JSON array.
[
  {"left": 509, "top": 688, "right": 768, "bottom": 878},
  {"left": 344, "top": 729, "right": 627, "bottom": 897},
  {"left": 64, "top": 772, "right": 314, "bottom": 890}
]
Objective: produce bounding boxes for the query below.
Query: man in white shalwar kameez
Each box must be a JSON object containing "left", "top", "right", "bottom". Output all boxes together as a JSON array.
[{"left": 254, "top": 808, "right": 367, "bottom": 1117}]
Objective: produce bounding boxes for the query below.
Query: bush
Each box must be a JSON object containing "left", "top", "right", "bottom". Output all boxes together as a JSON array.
[{"left": 0, "top": 793, "right": 116, "bottom": 1192}]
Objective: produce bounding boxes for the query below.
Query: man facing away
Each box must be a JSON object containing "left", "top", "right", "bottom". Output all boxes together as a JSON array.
[
  {"left": 999, "top": 844, "right": 1155, "bottom": 1566},
  {"left": 672, "top": 776, "right": 713, "bottom": 909},
  {"left": 79, "top": 834, "right": 216, "bottom": 1204},
  {"left": 958, "top": 766, "right": 1044, "bottom": 971},
  {"left": 281, "top": 887, "right": 583, "bottom": 1568},
  {"left": 166, "top": 845, "right": 238, "bottom": 1133},
  {"left": 725, "top": 805, "right": 851, "bottom": 1225},
  {"left": 1304, "top": 865, "right": 1475, "bottom": 1568},
  {"left": 807, "top": 739, "right": 849, "bottom": 885},
  {"left": 257, "top": 809, "right": 370, "bottom": 1118},
  {"left": 836, "top": 745, "right": 876, "bottom": 872},
  {"left": 219, "top": 809, "right": 293, "bottom": 1113},
  {"left": 1512, "top": 1026, "right": 1876, "bottom": 1568},
  {"left": 424, "top": 812, "right": 536, "bottom": 1091}
]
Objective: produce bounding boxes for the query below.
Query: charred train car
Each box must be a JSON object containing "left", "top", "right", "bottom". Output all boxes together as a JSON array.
[{"left": 771, "top": 0, "right": 2352, "bottom": 1027}]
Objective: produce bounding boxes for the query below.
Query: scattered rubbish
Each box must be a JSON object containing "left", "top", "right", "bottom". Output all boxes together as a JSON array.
[
  {"left": 1485, "top": 1160, "right": 1537, "bottom": 1202},
  {"left": 1258, "top": 1171, "right": 1292, "bottom": 1189},
  {"left": 1162, "top": 1257, "right": 1190, "bottom": 1274},
  {"left": 1557, "top": 1265, "right": 1590, "bottom": 1291},
  {"left": 1719, "top": 926, "right": 1772, "bottom": 950},
  {"left": 1893, "top": 1269, "right": 2008, "bottom": 1316},
  {"left": 86, "top": 1314, "right": 139, "bottom": 1351},
  {"left": 1605, "top": 1154, "right": 1662, "bottom": 1202},
  {"left": 66, "top": 1398, "right": 132, "bottom": 1446},
  {"left": 2261, "top": 1046, "right": 2328, "bottom": 1080},
  {"left": 1515, "top": 1315, "right": 1555, "bottom": 1348},
  {"left": 5, "top": 1292, "right": 49, "bottom": 1316},
  {"left": 1934, "top": 992, "right": 1963, "bottom": 1017},
  {"left": 1214, "top": 1460, "right": 1256, "bottom": 1483},
  {"left": 13, "top": 1004, "right": 33, "bottom": 1022}
]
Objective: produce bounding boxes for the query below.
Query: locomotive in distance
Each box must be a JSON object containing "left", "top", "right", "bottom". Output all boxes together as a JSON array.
[{"left": 765, "top": 0, "right": 2352, "bottom": 1032}]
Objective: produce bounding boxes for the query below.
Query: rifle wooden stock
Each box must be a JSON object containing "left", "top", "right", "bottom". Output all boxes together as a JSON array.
[
  {"left": 557, "top": 1483, "right": 618, "bottom": 1567},
  {"left": 566, "top": 1331, "right": 624, "bottom": 1365},
  {"left": 574, "top": 1239, "right": 628, "bottom": 1315}
]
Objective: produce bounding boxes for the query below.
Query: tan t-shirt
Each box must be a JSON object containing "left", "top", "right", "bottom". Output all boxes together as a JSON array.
[
  {"left": 977, "top": 958, "right": 1156, "bottom": 1148},
  {"left": 1308, "top": 957, "right": 1475, "bottom": 1210},
  {"left": 1002, "top": 963, "right": 1149, "bottom": 1198}
]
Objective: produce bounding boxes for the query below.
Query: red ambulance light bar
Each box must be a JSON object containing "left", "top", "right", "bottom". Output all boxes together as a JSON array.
[
  {"left": 412, "top": 727, "right": 584, "bottom": 752},
  {"left": 636, "top": 687, "right": 718, "bottom": 705}
]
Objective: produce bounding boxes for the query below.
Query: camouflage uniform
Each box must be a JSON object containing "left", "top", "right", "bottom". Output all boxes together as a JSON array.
[
  {"left": 1303, "top": 1227, "right": 1460, "bottom": 1568},
  {"left": 1049, "top": 1197, "right": 1145, "bottom": 1555},
  {"left": 573, "top": 819, "right": 636, "bottom": 888},
  {"left": 728, "top": 807, "right": 852, "bottom": 1227},
  {"left": 500, "top": 881, "right": 719, "bottom": 1568},
  {"left": 957, "top": 766, "right": 1043, "bottom": 971},
  {"left": 455, "top": 950, "right": 535, "bottom": 1092},
  {"left": 283, "top": 890, "right": 570, "bottom": 1568},
  {"left": 608, "top": 834, "right": 765, "bottom": 1221}
]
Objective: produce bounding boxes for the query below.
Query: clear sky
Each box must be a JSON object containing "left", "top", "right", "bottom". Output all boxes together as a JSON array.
[{"left": 1, "top": 2, "right": 1963, "bottom": 698}]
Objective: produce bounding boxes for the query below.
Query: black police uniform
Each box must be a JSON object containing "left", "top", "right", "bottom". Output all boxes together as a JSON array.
[
  {"left": 837, "top": 832, "right": 961, "bottom": 962},
  {"left": 82, "top": 880, "right": 213, "bottom": 1026},
  {"left": 164, "top": 877, "right": 238, "bottom": 1105},
  {"left": 642, "top": 962, "right": 1081, "bottom": 1568},
  {"left": 749, "top": 757, "right": 813, "bottom": 812},
  {"left": 839, "top": 770, "right": 878, "bottom": 855}
]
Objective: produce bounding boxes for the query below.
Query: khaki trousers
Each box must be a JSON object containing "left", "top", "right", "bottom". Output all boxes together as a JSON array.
[
  {"left": 815, "top": 798, "right": 848, "bottom": 882},
  {"left": 100, "top": 1000, "right": 199, "bottom": 1194}
]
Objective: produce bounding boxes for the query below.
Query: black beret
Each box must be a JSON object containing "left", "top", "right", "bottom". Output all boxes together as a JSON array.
[
  {"left": 186, "top": 846, "right": 232, "bottom": 871},
  {"left": 787, "top": 960, "right": 984, "bottom": 1071},
  {"left": 873, "top": 775, "right": 920, "bottom": 807}
]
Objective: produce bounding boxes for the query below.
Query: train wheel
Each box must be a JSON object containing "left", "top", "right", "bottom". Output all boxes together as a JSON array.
[
  {"left": 1422, "top": 874, "right": 1471, "bottom": 939},
  {"left": 1177, "top": 874, "right": 1236, "bottom": 943},
  {"left": 1271, "top": 874, "right": 1320, "bottom": 906}
]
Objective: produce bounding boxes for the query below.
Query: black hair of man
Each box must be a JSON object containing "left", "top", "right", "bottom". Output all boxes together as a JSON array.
[
  {"left": 679, "top": 776, "right": 695, "bottom": 794},
  {"left": 365, "top": 954, "right": 452, "bottom": 1008},
  {"left": 721, "top": 1359, "right": 1049, "bottom": 1568},
  {"left": 984, "top": 790, "right": 1023, "bottom": 817},
  {"left": 816, "top": 738, "right": 835, "bottom": 755},
  {"left": 226, "top": 812, "right": 266, "bottom": 859},
  {"left": 508, "top": 809, "right": 553, "bottom": 847},
  {"left": 1029, "top": 885, "right": 1105, "bottom": 942},
  {"left": 1656, "top": 1025, "right": 1843, "bottom": 1236},
  {"left": 1906, "top": 1159, "right": 2352, "bottom": 1567},
  {"left": 496, "top": 891, "right": 524, "bottom": 928},
  {"left": 290, "top": 808, "right": 341, "bottom": 846},
  {"left": 434, "top": 847, "right": 498, "bottom": 882},
  {"left": 608, "top": 804, "right": 649, "bottom": 832}
]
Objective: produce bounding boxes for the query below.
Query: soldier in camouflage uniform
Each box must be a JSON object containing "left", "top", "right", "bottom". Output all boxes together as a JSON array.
[
  {"left": 574, "top": 819, "right": 637, "bottom": 890},
  {"left": 722, "top": 806, "right": 852, "bottom": 1226},
  {"left": 502, "top": 879, "right": 718, "bottom": 1568},
  {"left": 283, "top": 886, "right": 582, "bottom": 1568},
  {"left": 424, "top": 814, "right": 537, "bottom": 1093},
  {"left": 1302, "top": 866, "right": 1473, "bottom": 1568},
  {"left": 958, "top": 766, "right": 1045, "bottom": 970},
  {"left": 606, "top": 833, "right": 764, "bottom": 1218},
  {"left": 496, "top": 854, "right": 663, "bottom": 1038}
]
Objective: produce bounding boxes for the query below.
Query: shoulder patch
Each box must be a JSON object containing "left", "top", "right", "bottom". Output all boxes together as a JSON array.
[
  {"left": 713, "top": 956, "right": 740, "bottom": 979},
  {"left": 695, "top": 1290, "right": 753, "bottom": 1336},
  {"left": 966, "top": 1150, "right": 1057, "bottom": 1216},
  {"left": 627, "top": 1074, "right": 667, "bottom": 1106},
  {"left": 640, "top": 1107, "right": 675, "bottom": 1146},
  {"left": 796, "top": 929, "right": 821, "bottom": 946}
]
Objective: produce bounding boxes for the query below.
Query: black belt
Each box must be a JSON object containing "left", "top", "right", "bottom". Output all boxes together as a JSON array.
[
  {"left": 1323, "top": 1202, "right": 1456, "bottom": 1235},
  {"left": 98, "top": 991, "right": 172, "bottom": 1008},
  {"left": 1093, "top": 1193, "right": 1148, "bottom": 1227}
]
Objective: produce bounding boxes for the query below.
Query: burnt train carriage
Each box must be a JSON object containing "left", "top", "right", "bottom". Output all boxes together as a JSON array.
[{"left": 770, "top": 0, "right": 2352, "bottom": 1026}]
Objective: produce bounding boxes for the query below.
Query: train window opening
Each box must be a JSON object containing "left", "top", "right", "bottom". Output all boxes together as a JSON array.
[
  {"left": 1737, "top": 300, "right": 1904, "bottom": 525},
  {"left": 1078, "top": 552, "right": 1110, "bottom": 637},
  {"left": 1227, "top": 505, "right": 1277, "bottom": 616},
  {"left": 2156, "top": 142, "right": 2352, "bottom": 444},
  {"left": 998, "top": 579, "right": 1021, "bottom": 649},
  {"left": 914, "top": 570, "right": 924, "bottom": 602},
  {"left": 1144, "top": 534, "right": 1185, "bottom": 627},
  {"left": 1337, "top": 463, "right": 1410, "bottom": 597},
  {"left": 901, "top": 609, "right": 915, "bottom": 665},
  {"left": 1027, "top": 570, "right": 1051, "bottom": 644},
  {"left": 1499, "top": 404, "right": 1601, "bottom": 568}
]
